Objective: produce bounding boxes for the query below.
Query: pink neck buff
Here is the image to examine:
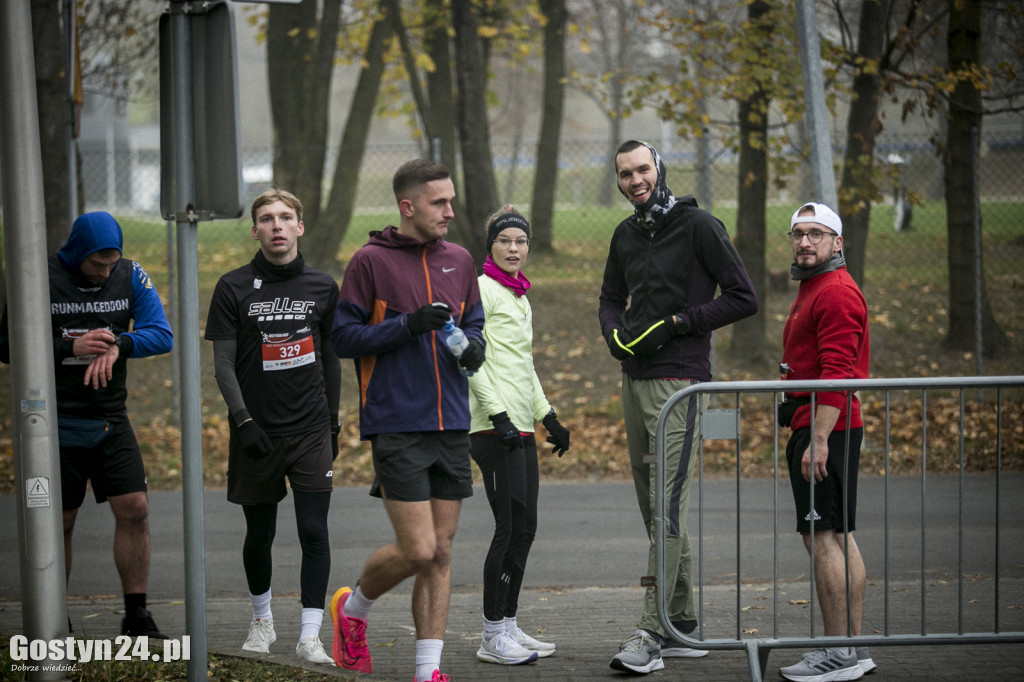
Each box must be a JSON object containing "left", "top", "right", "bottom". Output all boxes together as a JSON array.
[{"left": 483, "top": 254, "right": 531, "bottom": 297}]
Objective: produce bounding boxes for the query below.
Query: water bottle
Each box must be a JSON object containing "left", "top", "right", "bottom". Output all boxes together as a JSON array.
[{"left": 442, "top": 316, "right": 472, "bottom": 377}]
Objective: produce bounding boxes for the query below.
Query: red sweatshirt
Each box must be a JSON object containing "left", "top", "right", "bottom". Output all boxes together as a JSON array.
[{"left": 782, "top": 267, "right": 870, "bottom": 431}]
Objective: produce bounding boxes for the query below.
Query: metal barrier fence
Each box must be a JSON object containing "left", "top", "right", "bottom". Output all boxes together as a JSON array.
[{"left": 653, "top": 376, "right": 1024, "bottom": 682}]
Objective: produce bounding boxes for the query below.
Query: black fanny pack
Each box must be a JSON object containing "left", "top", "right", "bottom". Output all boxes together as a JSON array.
[
  {"left": 57, "top": 416, "right": 111, "bottom": 449},
  {"left": 776, "top": 397, "right": 811, "bottom": 427}
]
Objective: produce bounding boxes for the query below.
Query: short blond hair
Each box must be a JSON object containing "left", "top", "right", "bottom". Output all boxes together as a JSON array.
[{"left": 251, "top": 188, "right": 303, "bottom": 226}]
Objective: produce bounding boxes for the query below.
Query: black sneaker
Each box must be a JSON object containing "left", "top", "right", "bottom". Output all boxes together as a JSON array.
[{"left": 121, "top": 607, "right": 168, "bottom": 639}]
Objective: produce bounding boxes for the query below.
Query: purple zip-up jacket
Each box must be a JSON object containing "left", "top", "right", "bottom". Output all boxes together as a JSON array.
[{"left": 332, "top": 226, "right": 484, "bottom": 438}]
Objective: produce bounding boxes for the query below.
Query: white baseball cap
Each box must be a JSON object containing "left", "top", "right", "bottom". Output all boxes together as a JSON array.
[{"left": 790, "top": 202, "right": 842, "bottom": 237}]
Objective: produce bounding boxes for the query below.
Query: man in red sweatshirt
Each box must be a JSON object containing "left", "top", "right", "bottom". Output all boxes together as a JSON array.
[{"left": 778, "top": 202, "right": 872, "bottom": 682}]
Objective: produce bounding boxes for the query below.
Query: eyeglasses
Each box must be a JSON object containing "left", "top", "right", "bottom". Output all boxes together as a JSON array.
[
  {"left": 495, "top": 237, "right": 530, "bottom": 248},
  {"left": 786, "top": 229, "right": 838, "bottom": 244}
]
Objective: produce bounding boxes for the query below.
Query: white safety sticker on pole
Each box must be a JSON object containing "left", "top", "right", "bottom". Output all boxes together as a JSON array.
[{"left": 26, "top": 477, "right": 50, "bottom": 508}]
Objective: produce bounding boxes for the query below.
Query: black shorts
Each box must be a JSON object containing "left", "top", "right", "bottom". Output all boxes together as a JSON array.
[
  {"left": 60, "top": 419, "right": 147, "bottom": 509},
  {"left": 369, "top": 431, "right": 473, "bottom": 502},
  {"left": 786, "top": 427, "right": 862, "bottom": 534},
  {"left": 227, "top": 426, "right": 334, "bottom": 506}
]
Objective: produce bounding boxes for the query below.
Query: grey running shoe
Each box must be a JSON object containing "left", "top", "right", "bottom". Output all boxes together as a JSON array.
[
  {"left": 659, "top": 632, "right": 709, "bottom": 658},
  {"left": 609, "top": 629, "right": 665, "bottom": 674},
  {"left": 780, "top": 647, "right": 864, "bottom": 682},
  {"left": 855, "top": 647, "right": 876, "bottom": 674}
]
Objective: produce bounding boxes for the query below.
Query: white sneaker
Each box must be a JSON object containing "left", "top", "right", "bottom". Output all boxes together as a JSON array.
[
  {"left": 476, "top": 631, "right": 539, "bottom": 665},
  {"left": 241, "top": 618, "right": 276, "bottom": 653},
  {"left": 508, "top": 626, "right": 556, "bottom": 658},
  {"left": 295, "top": 635, "right": 334, "bottom": 664}
]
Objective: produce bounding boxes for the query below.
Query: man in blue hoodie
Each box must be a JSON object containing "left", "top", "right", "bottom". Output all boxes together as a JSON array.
[{"left": 0, "top": 211, "right": 174, "bottom": 638}]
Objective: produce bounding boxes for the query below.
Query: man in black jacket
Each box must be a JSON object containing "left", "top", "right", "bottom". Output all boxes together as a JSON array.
[{"left": 599, "top": 140, "right": 758, "bottom": 674}]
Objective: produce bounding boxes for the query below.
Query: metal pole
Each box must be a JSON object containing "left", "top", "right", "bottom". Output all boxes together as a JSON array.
[
  {"left": 167, "top": 220, "right": 180, "bottom": 427},
  {"left": 65, "top": 0, "right": 78, "bottom": 222},
  {"left": 794, "top": 0, "right": 838, "bottom": 208},
  {"left": 971, "top": 124, "right": 983, "bottom": 385},
  {"left": 169, "top": 5, "right": 208, "bottom": 678},
  {"left": 0, "top": 2, "right": 70, "bottom": 678}
]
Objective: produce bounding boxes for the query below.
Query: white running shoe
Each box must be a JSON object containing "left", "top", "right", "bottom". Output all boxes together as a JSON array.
[
  {"left": 508, "top": 626, "right": 556, "bottom": 658},
  {"left": 295, "top": 635, "right": 334, "bottom": 664},
  {"left": 241, "top": 618, "right": 276, "bottom": 653},
  {"left": 476, "top": 631, "right": 540, "bottom": 665}
]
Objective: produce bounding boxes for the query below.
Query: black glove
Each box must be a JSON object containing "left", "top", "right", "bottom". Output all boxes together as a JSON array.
[
  {"left": 489, "top": 412, "right": 522, "bottom": 452},
  {"left": 407, "top": 303, "right": 451, "bottom": 336},
  {"left": 238, "top": 419, "right": 272, "bottom": 460},
  {"left": 628, "top": 317, "right": 678, "bottom": 357},
  {"left": 606, "top": 328, "right": 635, "bottom": 361},
  {"left": 459, "top": 338, "right": 485, "bottom": 373},
  {"left": 542, "top": 410, "right": 570, "bottom": 457},
  {"left": 330, "top": 422, "right": 341, "bottom": 461}
]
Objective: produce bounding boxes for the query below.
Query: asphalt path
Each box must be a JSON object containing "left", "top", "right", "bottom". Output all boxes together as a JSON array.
[{"left": 3, "top": 474, "right": 1023, "bottom": 601}]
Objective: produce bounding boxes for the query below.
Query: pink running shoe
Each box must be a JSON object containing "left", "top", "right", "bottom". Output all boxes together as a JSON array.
[
  {"left": 413, "top": 672, "right": 450, "bottom": 682},
  {"left": 330, "top": 587, "right": 372, "bottom": 673}
]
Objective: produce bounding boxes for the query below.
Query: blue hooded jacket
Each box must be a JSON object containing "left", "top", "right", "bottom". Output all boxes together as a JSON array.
[
  {"left": 58, "top": 211, "right": 125, "bottom": 274},
  {"left": 51, "top": 212, "right": 173, "bottom": 360}
]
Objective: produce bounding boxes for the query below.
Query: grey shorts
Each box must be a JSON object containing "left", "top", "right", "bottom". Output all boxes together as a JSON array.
[
  {"left": 369, "top": 431, "right": 473, "bottom": 502},
  {"left": 227, "top": 426, "right": 334, "bottom": 505}
]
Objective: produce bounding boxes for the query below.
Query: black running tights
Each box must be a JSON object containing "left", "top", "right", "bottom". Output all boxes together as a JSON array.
[
  {"left": 470, "top": 432, "right": 539, "bottom": 621},
  {"left": 241, "top": 490, "right": 332, "bottom": 609}
]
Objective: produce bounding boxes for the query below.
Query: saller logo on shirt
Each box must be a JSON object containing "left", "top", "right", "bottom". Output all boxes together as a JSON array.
[{"left": 248, "top": 298, "right": 316, "bottom": 320}]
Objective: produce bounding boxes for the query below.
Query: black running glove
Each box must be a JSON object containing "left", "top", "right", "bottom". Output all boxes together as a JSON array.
[
  {"left": 330, "top": 422, "right": 341, "bottom": 461},
  {"left": 460, "top": 338, "right": 485, "bottom": 373},
  {"left": 407, "top": 303, "right": 450, "bottom": 336},
  {"left": 489, "top": 412, "right": 523, "bottom": 452},
  {"left": 542, "top": 410, "right": 570, "bottom": 457},
  {"left": 239, "top": 419, "right": 272, "bottom": 460},
  {"left": 627, "top": 317, "right": 678, "bottom": 357},
  {"left": 606, "top": 328, "right": 634, "bottom": 361}
]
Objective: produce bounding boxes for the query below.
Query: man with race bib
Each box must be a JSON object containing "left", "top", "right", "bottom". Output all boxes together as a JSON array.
[{"left": 205, "top": 188, "right": 342, "bottom": 666}]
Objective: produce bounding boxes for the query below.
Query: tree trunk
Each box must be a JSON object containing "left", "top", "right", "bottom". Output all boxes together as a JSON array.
[
  {"left": 728, "top": 0, "right": 771, "bottom": 364},
  {"left": 266, "top": 1, "right": 340, "bottom": 226},
  {"left": 309, "top": 9, "right": 393, "bottom": 273},
  {"left": 530, "top": 0, "right": 567, "bottom": 252},
  {"left": 943, "top": 0, "right": 1006, "bottom": 353},
  {"left": 452, "top": 0, "right": 497, "bottom": 256},
  {"left": 32, "top": 0, "right": 72, "bottom": 253},
  {"left": 836, "top": 0, "right": 887, "bottom": 287},
  {"left": 597, "top": 6, "right": 628, "bottom": 207},
  {"left": 423, "top": 0, "right": 469, "bottom": 247}
]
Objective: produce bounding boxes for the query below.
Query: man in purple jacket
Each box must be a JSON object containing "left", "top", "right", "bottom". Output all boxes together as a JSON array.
[
  {"left": 599, "top": 140, "right": 758, "bottom": 674},
  {"left": 329, "top": 159, "right": 485, "bottom": 682}
]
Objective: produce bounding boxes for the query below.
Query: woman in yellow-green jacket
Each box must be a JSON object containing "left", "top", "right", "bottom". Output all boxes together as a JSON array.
[{"left": 467, "top": 206, "right": 571, "bottom": 666}]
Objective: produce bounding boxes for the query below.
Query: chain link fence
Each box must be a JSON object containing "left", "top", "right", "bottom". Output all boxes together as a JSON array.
[
  {"left": 77, "top": 131, "right": 1024, "bottom": 241},
  {"left": 1, "top": 130, "right": 1020, "bottom": 467},
  {"left": 58, "top": 131, "right": 1024, "bottom": 400}
]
